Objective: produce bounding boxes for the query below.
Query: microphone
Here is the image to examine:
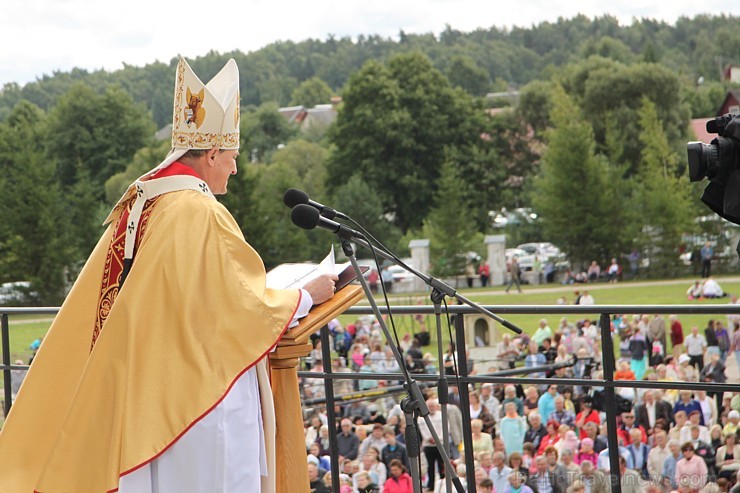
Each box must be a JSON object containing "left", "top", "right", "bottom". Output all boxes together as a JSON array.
[
  {"left": 291, "top": 204, "right": 365, "bottom": 240},
  {"left": 283, "top": 188, "right": 349, "bottom": 220}
]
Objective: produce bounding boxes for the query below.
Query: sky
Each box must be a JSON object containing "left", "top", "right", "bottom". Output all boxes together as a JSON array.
[{"left": 2, "top": 0, "right": 740, "bottom": 87}]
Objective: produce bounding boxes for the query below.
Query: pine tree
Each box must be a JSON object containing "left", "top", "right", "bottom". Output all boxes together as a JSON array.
[
  {"left": 633, "top": 97, "right": 694, "bottom": 277},
  {"left": 533, "top": 87, "right": 614, "bottom": 268},
  {"left": 422, "top": 160, "right": 479, "bottom": 277}
]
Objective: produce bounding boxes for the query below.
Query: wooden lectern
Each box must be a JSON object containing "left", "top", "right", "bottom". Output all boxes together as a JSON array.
[{"left": 269, "top": 284, "right": 365, "bottom": 493}]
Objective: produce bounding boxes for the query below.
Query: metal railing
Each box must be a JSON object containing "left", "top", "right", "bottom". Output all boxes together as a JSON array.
[
  {"left": 3, "top": 304, "right": 740, "bottom": 493},
  {"left": 299, "top": 304, "right": 740, "bottom": 493}
]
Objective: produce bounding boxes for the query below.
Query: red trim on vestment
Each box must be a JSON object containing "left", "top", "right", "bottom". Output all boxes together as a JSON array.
[{"left": 107, "top": 290, "right": 303, "bottom": 492}]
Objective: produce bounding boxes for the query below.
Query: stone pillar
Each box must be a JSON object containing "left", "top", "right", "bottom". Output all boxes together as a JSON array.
[
  {"left": 408, "top": 239, "right": 430, "bottom": 292},
  {"left": 485, "top": 235, "right": 506, "bottom": 286}
]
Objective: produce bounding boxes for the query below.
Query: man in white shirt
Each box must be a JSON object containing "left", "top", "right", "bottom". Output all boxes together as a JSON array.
[
  {"left": 489, "top": 451, "right": 512, "bottom": 493},
  {"left": 684, "top": 326, "right": 707, "bottom": 370},
  {"left": 647, "top": 430, "right": 670, "bottom": 479}
]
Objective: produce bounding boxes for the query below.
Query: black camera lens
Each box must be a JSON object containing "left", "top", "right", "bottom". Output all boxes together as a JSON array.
[{"left": 687, "top": 141, "right": 719, "bottom": 182}]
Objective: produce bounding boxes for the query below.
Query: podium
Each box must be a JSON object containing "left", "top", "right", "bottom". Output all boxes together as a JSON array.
[{"left": 269, "top": 284, "right": 364, "bottom": 493}]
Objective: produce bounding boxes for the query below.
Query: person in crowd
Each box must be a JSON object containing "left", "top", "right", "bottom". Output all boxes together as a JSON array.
[
  {"left": 716, "top": 320, "right": 731, "bottom": 363},
  {"left": 471, "top": 418, "right": 494, "bottom": 455},
  {"left": 579, "top": 460, "right": 609, "bottom": 493},
  {"left": 619, "top": 455, "right": 645, "bottom": 493},
  {"left": 716, "top": 433, "right": 740, "bottom": 482},
  {"left": 503, "top": 471, "right": 534, "bottom": 493},
  {"left": 496, "top": 334, "right": 520, "bottom": 370},
  {"left": 607, "top": 258, "right": 620, "bottom": 283},
  {"left": 675, "top": 391, "right": 705, "bottom": 426},
  {"left": 383, "top": 459, "right": 413, "bottom": 493},
  {"left": 524, "top": 412, "right": 547, "bottom": 450},
  {"left": 500, "top": 402, "right": 527, "bottom": 455},
  {"left": 579, "top": 290, "right": 595, "bottom": 305},
  {"left": 617, "top": 411, "right": 647, "bottom": 445},
  {"left": 308, "top": 462, "right": 329, "bottom": 493},
  {"left": 628, "top": 326, "right": 649, "bottom": 380},
  {"left": 532, "top": 319, "right": 553, "bottom": 346},
  {"left": 419, "top": 398, "right": 444, "bottom": 492},
  {"left": 538, "top": 384, "right": 560, "bottom": 426},
  {"left": 686, "top": 325, "right": 708, "bottom": 371},
  {"left": 544, "top": 446, "right": 569, "bottom": 487},
  {"left": 478, "top": 478, "right": 494, "bottom": 493},
  {"left": 337, "top": 419, "right": 361, "bottom": 461},
  {"left": 703, "top": 277, "right": 725, "bottom": 298},
  {"left": 625, "top": 428, "right": 650, "bottom": 478},
  {"left": 505, "top": 256, "right": 523, "bottom": 294},
  {"left": 355, "top": 471, "right": 380, "bottom": 493},
  {"left": 635, "top": 389, "right": 674, "bottom": 437},
  {"left": 537, "top": 420, "right": 562, "bottom": 456},
  {"left": 575, "top": 398, "right": 601, "bottom": 439},
  {"left": 647, "top": 429, "right": 670, "bottom": 479},
  {"left": 662, "top": 439, "right": 683, "bottom": 490},
  {"left": 381, "top": 426, "right": 409, "bottom": 471},
  {"left": 470, "top": 392, "right": 495, "bottom": 434},
  {"left": 508, "top": 452, "right": 530, "bottom": 484},
  {"left": 479, "top": 383, "right": 501, "bottom": 422},
  {"left": 478, "top": 262, "right": 490, "bottom": 288},
  {"left": 675, "top": 442, "right": 708, "bottom": 491},
  {"left": 701, "top": 241, "right": 714, "bottom": 278},
  {"left": 359, "top": 423, "right": 388, "bottom": 458},
  {"left": 549, "top": 395, "right": 576, "bottom": 428},
  {"left": 670, "top": 315, "right": 685, "bottom": 358},
  {"left": 490, "top": 450, "right": 513, "bottom": 493},
  {"left": 587, "top": 261, "right": 601, "bottom": 282},
  {"left": 528, "top": 455, "right": 564, "bottom": 493}
]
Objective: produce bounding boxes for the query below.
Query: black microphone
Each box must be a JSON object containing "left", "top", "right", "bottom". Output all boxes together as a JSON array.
[
  {"left": 283, "top": 188, "right": 349, "bottom": 220},
  {"left": 291, "top": 204, "right": 365, "bottom": 240}
]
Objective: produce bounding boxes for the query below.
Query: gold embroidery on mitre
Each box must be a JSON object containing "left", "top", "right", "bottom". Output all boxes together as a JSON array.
[{"left": 184, "top": 88, "right": 206, "bottom": 128}]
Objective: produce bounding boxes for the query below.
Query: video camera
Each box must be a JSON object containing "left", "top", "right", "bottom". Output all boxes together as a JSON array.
[{"left": 687, "top": 113, "right": 740, "bottom": 225}]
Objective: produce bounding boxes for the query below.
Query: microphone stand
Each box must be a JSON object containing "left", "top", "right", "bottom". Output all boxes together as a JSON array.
[{"left": 337, "top": 233, "right": 465, "bottom": 493}]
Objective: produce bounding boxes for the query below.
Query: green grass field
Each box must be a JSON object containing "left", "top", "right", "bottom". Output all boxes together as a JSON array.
[
  {"left": 4, "top": 276, "right": 739, "bottom": 364},
  {"left": 341, "top": 276, "right": 740, "bottom": 349}
]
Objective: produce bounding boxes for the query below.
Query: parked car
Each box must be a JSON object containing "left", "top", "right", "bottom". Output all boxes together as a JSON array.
[{"left": 0, "top": 281, "right": 34, "bottom": 305}]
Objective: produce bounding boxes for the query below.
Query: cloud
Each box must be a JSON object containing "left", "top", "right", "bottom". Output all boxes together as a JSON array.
[{"left": 2, "top": 0, "right": 739, "bottom": 86}]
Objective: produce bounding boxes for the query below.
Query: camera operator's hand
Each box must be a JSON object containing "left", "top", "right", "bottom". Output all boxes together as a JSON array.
[{"left": 304, "top": 274, "right": 339, "bottom": 305}]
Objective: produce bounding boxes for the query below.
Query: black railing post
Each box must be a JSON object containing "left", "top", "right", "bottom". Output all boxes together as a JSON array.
[
  {"left": 455, "top": 314, "right": 476, "bottom": 493},
  {"left": 320, "top": 325, "right": 340, "bottom": 493},
  {"left": 599, "top": 312, "right": 622, "bottom": 493},
  {"left": 2, "top": 313, "right": 11, "bottom": 416}
]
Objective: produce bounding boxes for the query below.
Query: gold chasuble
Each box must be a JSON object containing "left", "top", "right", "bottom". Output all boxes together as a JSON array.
[{"left": 0, "top": 186, "right": 299, "bottom": 492}]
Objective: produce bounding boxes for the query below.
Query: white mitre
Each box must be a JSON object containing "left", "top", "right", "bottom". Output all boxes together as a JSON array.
[
  {"left": 106, "top": 58, "right": 239, "bottom": 220},
  {"left": 151, "top": 57, "right": 240, "bottom": 175}
]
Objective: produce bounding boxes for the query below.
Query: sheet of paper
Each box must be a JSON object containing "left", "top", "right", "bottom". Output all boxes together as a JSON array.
[{"left": 266, "top": 246, "right": 348, "bottom": 289}]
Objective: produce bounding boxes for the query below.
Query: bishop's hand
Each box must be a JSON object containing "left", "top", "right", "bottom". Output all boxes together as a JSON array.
[{"left": 303, "top": 274, "right": 339, "bottom": 305}]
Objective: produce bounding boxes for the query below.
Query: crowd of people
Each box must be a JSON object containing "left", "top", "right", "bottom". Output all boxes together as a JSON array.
[{"left": 301, "top": 309, "right": 740, "bottom": 493}]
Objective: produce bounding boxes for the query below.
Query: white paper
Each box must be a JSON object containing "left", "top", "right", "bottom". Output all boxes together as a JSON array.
[{"left": 265, "top": 246, "right": 350, "bottom": 289}]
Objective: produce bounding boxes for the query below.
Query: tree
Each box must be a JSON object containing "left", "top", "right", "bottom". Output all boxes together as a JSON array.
[
  {"left": 331, "top": 174, "right": 402, "bottom": 253},
  {"left": 269, "top": 139, "right": 328, "bottom": 198},
  {"left": 328, "top": 52, "right": 481, "bottom": 233},
  {"left": 0, "top": 101, "right": 73, "bottom": 303},
  {"left": 46, "top": 83, "right": 155, "bottom": 188},
  {"left": 290, "top": 77, "right": 334, "bottom": 108},
  {"left": 533, "top": 87, "right": 615, "bottom": 268},
  {"left": 45, "top": 83, "right": 155, "bottom": 258},
  {"left": 446, "top": 55, "right": 491, "bottom": 96},
  {"left": 241, "top": 102, "right": 297, "bottom": 163},
  {"left": 421, "top": 161, "right": 480, "bottom": 277},
  {"left": 632, "top": 97, "right": 694, "bottom": 277}
]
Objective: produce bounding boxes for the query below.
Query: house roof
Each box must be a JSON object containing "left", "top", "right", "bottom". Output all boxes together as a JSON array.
[
  {"left": 716, "top": 90, "right": 740, "bottom": 116},
  {"left": 690, "top": 118, "right": 715, "bottom": 143}
]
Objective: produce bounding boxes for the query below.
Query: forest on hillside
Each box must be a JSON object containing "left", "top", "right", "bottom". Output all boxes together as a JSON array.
[{"left": 1, "top": 14, "right": 739, "bottom": 304}]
